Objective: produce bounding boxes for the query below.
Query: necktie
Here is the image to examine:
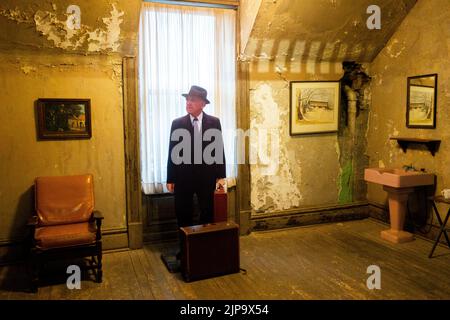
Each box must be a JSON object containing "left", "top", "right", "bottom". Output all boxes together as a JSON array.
[
  {"left": 193, "top": 117, "right": 200, "bottom": 133},
  {"left": 193, "top": 117, "right": 202, "bottom": 164}
]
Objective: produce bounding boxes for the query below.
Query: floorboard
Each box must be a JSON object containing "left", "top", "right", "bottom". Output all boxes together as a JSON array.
[{"left": 1, "top": 219, "right": 449, "bottom": 300}]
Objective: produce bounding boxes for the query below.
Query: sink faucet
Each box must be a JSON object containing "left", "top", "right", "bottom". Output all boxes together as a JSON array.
[
  {"left": 403, "top": 164, "right": 417, "bottom": 172},
  {"left": 402, "top": 165, "right": 426, "bottom": 172}
]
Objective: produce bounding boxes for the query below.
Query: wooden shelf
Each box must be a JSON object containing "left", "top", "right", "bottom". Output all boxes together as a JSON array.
[{"left": 390, "top": 137, "right": 441, "bottom": 156}]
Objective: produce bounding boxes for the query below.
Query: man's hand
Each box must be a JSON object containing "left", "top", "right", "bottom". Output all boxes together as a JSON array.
[
  {"left": 167, "top": 183, "right": 175, "bottom": 193},
  {"left": 215, "top": 178, "right": 226, "bottom": 191}
]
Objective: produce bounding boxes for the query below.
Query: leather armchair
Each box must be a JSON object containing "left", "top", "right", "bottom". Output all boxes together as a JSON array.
[{"left": 28, "top": 174, "right": 103, "bottom": 292}]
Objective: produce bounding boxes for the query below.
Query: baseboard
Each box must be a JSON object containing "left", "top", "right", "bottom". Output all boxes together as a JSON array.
[
  {"left": 250, "top": 202, "right": 369, "bottom": 231},
  {"left": 102, "top": 228, "right": 129, "bottom": 251},
  {"left": 0, "top": 240, "right": 27, "bottom": 266},
  {"left": 143, "top": 229, "right": 178, "bottom": 244},
  {"left": 0, "top": 228, "right": 129, "bottom": 266},
  {"left": 367, "top": 201, "right": 390, "bottom": 222}
]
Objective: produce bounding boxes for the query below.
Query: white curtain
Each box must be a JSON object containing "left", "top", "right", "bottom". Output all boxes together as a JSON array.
[{"left": 139, "top": 2, "right": 237, "bottom": 194}]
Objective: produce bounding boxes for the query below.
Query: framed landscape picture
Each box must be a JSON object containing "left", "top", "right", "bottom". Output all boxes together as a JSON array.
[
  {"left": 406, "top": 74, "right": 437, "bottom": 128},
  {"left": 290, "top": 81, "right": 340, "bottom": 135},
  {"left": 36, "top": 98, "right": 92, "bottom": 140}
]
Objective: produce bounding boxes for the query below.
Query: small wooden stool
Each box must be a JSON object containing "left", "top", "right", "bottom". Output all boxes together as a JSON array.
[{"left": 428, "top": 196, "right": 450, "bottom": 258}]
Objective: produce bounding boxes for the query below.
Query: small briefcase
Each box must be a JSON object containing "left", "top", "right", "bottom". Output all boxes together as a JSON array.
[{"left": 180, "top": 221, "right": 239, "bottom": 282}]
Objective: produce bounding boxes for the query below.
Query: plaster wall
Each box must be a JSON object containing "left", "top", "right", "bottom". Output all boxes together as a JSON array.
[
  {"left": 248, "top": 61, "right": 369, "bottom": 215},
  {"left": 367, "top": 0, "right": 450, "bottom": 221},
  {"left": 0, "top": 0, "right": 140, "bottom": 243},
  {"left": 240, "top": 0, "right": 417, "bottom": 216}
]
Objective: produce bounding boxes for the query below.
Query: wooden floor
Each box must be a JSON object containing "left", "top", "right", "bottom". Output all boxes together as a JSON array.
[{"left": 1, "top": 218, "right": 450, "bottom": 300}]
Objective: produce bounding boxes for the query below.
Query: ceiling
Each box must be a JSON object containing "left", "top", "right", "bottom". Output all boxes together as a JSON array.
[{"left": 241, "top": 0, "right": 417, "bottom": 62}]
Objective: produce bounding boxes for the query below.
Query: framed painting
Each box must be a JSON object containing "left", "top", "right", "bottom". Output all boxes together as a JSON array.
[
  {"left": 290, "top": 81, "right": 340, "bottom": 135},
  {"left": 406, "top": 74, "right": 437, "bottom": 128},
  {"left": 36, "top": 98, "right": 92, "bottom": 140}
]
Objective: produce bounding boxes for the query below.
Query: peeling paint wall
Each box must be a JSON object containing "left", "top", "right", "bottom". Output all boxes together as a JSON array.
[
  {"left": 250, "top": 82, "right": 302, "bottom": 213},
  {"left": 367, "top": 0, "right": 450, "bottom": 223},
  {"left": 0, "top": 0, "right": 140, "bottom": 55},
  {"left": 0, "top": 0, "right": 141, "bottom": 243},
  {"left": 248, "top": 60, "right": 368, "bottom": 215},
  {"left": 32, "top": 3, "right": 124, "bottom": 52}
]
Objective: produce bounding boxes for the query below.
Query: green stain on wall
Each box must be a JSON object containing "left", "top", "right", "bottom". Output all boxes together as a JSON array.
[{"left": 338, "top": 161, "right": 353, "bottom": 204}]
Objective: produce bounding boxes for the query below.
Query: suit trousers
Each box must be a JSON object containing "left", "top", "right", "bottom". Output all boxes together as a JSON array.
[{"left": 174, "top": 179, "right": 215, "bottom": 227}]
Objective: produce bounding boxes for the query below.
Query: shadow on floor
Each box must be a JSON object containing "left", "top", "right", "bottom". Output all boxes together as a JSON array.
[
  {"left": 159, "top": 242, "right": 181, "bottom": 273},
  {"left": 0, "top": 258, "right": 98, "bottom": 293}
]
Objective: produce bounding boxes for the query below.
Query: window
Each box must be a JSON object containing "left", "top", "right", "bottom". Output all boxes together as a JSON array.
[{"left": 139, "top": 2, "right": 236, "bottom": 194}]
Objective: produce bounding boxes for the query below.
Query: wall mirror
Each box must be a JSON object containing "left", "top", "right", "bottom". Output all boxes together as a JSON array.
[{"left": 406, "top": 73, "right": 437, "bottom": 128}]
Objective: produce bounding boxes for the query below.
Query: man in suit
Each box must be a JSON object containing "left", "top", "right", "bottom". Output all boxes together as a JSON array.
[{"left": 166, "top": 85, "right": 226, "bottom": 228}]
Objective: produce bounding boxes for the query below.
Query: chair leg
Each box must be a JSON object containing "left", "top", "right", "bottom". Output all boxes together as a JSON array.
[
  {"left": 434, "top": 206, "right": 450, "bottom": 247},
  {"left": 429, "top": 212, "right": 450, "bottom": 258},
  {"left": 96, "top": 242, "right": 102, "bottom": 283},
  {"left": 429, "top": 228, "right": 444, "bottom": 258}
]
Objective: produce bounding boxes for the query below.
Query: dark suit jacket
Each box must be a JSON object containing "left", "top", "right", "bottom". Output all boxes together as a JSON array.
[{"left": 167, "top": 112, "right": 226, "bottom": 188}]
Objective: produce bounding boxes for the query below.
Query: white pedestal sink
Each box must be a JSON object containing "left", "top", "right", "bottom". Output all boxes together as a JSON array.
[{"left": 364, "top": 168, "right": 435, "bottom": 243}]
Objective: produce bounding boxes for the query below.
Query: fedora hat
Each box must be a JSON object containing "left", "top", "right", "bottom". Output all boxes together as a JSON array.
[{"left": 182, "top": 85, "right": 210, "bottom": 104}]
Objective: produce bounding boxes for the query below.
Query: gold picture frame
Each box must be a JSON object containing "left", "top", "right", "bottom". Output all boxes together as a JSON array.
[
  {"left": 290, "top": 81, "right": 340, "bottom": 135},
  {"left": 406, "top": 74, "right": 437, "bottom": 128},
  {"left": 36, "top": 98, "right": 92, "bottom": 140}
]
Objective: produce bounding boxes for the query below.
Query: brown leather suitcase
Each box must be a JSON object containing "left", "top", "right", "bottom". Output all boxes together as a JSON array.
[
  {"left": 214, "top": 190, "right": 227, "bottom": 222},
  {"left": 180, "top": 221, "right": 239, "bottom": 282}
]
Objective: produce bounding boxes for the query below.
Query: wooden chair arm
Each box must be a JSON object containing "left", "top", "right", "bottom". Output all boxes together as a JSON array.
[{"left": 92, "top": 210, "right": 104, "bottom": 220}]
